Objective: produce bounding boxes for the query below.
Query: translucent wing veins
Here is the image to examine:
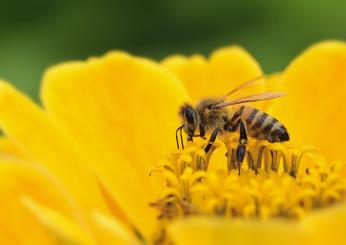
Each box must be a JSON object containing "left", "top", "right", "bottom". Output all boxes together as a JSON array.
[{"left": 212, "top": 92, "right": 286, "bottom": 109}]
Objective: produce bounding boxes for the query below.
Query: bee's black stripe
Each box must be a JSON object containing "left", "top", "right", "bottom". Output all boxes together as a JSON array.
[
  {"left": 274, "top": 125, "right": 286, "bottom": 135},
  {"left": 262, "top": 118, "right": 278, "bottom": 133},
  {"left": 230, "top": 106, "right": 245, "bottom": 123},
  {"left": 246, "top": 108, "right": 259, "bottom": 125},
  {"left": 277, "top": 125, "right": 286, "bottom": 133},
  {"left": 262, "top": 121, "right": 274, "bottom": 133},
  {"left": 251, "top": 113, "right": 268, "bottom": 130},
  {"left": 272, "top": 125, "right": 290, "bottom": 142}
]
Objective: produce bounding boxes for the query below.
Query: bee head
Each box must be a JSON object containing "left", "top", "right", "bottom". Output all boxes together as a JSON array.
[{"left": 179, "top": 103, "right": 198, "bottom": 141}]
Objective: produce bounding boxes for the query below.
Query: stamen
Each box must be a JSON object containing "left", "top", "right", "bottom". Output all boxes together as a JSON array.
[{"left": 151, "top": 138, "right": 346, "bottom": 223}]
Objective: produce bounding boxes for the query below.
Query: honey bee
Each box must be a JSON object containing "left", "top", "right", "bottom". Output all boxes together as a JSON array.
[{"left": 176, "top": 75, "right": 289, "bottom": 170}]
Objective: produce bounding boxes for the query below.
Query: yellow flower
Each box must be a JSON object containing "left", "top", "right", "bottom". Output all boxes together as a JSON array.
[{"left": 0, "top": 41, "right": 345, "bottom": 245}]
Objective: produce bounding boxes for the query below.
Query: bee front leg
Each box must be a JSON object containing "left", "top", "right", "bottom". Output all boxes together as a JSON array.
[
  {"left": 236, "top": 120, "right": 248, "bottom": 175},
  {"left": 204, "top": 127, "right": 222, "bottom": 153}
]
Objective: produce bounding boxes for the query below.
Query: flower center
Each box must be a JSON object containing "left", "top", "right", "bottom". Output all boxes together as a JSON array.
[{"left": 150, "top": 137, "right": 346, "bottom": 242}]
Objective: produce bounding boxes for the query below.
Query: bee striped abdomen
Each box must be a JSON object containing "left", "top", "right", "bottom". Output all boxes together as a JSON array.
[
  {"left": 240, "top": 106, "right": 289, "bottom": 143},
  {"left": 246, "top": 108, "right": 259, "bottom": 125},
  {"left": 251, "top": 112, "right": 268, "bottom": 130}
]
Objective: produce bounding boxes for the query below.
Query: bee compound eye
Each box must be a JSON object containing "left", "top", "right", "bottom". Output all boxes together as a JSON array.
[{"left": 185, "top": 108, "right": 195, "bottom": 125}]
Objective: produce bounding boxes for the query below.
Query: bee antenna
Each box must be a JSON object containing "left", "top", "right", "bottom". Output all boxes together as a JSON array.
[
  {"left": 176, "top": 125, "right": 184, "bottom": 149},
  {"left": 180, "top": 126, "right": 185, "bottom": 149}
]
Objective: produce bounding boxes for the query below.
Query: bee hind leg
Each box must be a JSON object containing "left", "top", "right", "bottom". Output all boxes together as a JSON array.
[
  {"left": 236, "top": 120, "right": 248, "bottom": 175},
  {"left": 204, "top": 127, "right": 222, "bottom": 153}
]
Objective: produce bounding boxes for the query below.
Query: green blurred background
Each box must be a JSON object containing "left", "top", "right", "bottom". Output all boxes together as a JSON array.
[{"left": 1, "top": 0, "right": 345, "bottom": 100}]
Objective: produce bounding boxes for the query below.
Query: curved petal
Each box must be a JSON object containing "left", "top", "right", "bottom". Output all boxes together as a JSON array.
[
  {"left": 0, "top": 80, "right": 107, "bottom": 212},
  {"left": 0, "top": 158, "right": 89, "bottom": 244},
  {"left": 90, "top": 211, "right": 141, "bottom": 245},
  {"left": 162, "top": 46, "right": 264, "bottom": 102},
  {"left": 97, "top": 176, "right": 137, "bottom": 230},
  {"left": 168, "top": 217, "right": 307, "bottom": 245},
  {"left": 268, "top": 41, "right": 346, "bottom": 161},
  {"left": 22, "top": 196, "right": 96, "bottom": 245},
  {"left": 0, "top": 137, "right": 29, "bottom": 159},
  {"left": 41, "top": 52, "right": 189, "bottom": 238}
]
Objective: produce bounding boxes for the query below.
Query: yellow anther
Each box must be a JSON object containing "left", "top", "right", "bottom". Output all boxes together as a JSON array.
[{"left": 150, "top": 137, "right": 346, "bottom": 222}]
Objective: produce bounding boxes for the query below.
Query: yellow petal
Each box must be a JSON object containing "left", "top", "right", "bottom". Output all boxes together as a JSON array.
[
  {"left": 0, "top": 80, "right": 107, "bottom": 212},
  {"left": 261, "top": 73, "right": 283, "bottom": 110},
  {"left": 41, "top": 52, "right": 189, "bottom": 237},
  {"left": 168, "top": 217, "right": 307, "bottom": 245},
  {"left": 90, "top": 211, "right": 141, "bottom": 245},
  {"left": 162, "top": 46, "right": 264, "bottom": 102},
  {"left": 0, "top": 158, "right": 87, "bottom": 244},
  {"left": 0, "top": 137, "right": 29, "bottom": 159},
  {"left": 97, "top": 177, "right": 135, "bottom": 229},
  {"left": 21, "top": 196, "right": 96, "bottom": 245},
  {"left": 301, "top": 204, "right": 346, "bottom": 245},
  {"left": 268, "top": 41, "right": 346, "bottom": 161}
]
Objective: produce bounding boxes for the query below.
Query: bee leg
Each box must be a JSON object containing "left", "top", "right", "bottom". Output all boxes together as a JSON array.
[
  {"left": 199, "top": 123, "right": 206, "bottom": 139},
  {"left": 204, "top": 127, "right": 222, "bottom": 153},
  {"left": 236, "top": 120, "right": 248, "bottom": 175}
]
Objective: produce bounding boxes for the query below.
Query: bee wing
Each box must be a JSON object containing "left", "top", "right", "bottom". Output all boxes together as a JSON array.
[
  {"left": 213, "top": 92, "right": 286, "bottom": 109},
  {"left": 224, "top": 74, "right": 267, "bottom": 98}
]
